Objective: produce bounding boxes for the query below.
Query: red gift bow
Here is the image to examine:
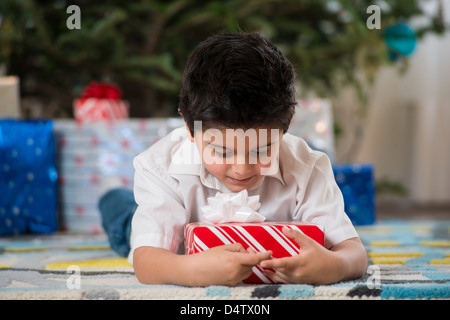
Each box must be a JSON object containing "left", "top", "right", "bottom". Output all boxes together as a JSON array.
[{"left": 81, "top": 82, "right": 122, "bottom": 100}]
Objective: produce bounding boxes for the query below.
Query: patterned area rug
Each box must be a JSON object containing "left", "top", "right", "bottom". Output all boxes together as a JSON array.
[{"left": 0, "top": 220, "right": 449, "bottom": 300}]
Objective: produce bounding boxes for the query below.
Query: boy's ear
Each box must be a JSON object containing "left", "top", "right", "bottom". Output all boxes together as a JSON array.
[{"left": 184, "top": 122, "right": 195, "bottom": 142}]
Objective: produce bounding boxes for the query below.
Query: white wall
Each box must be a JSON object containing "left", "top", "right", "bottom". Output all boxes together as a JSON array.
[{"left": 353, "top": 2, "right": 450, "bottom": 203}]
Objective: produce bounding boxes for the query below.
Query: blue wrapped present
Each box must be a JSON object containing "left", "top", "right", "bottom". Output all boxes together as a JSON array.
[
  {"left": 333, "top": 164, "right": 376, "bottom": 225},
  {"left": 0, "top": 119, "right": 58, "bottom": 235}
]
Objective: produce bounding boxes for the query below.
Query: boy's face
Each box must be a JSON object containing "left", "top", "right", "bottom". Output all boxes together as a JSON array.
[{"left": 188, "top": 125, "right": 283, "bottom": 192}]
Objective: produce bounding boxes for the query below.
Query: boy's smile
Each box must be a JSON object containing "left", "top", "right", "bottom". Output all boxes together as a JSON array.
[
  {"left": 229, "top": 176, "right": 253, "bottom": 185},
  {"left": 188, "top": 124, "right": 283, "bottom": 192}
]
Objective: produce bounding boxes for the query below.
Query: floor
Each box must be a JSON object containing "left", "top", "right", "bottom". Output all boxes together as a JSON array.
[
  {"left": 1, "top": 217, "right": 449, "bottom": 300},
  {"left": 376, "top": 201, "right": 450, "bottom": 221}
]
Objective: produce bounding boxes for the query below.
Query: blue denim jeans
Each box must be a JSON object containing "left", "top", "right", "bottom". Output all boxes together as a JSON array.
[{"left": 98, "top": 188, "right": 137, "bottom": 257}]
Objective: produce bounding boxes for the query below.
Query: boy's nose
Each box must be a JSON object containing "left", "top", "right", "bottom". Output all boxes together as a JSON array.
[{"left": 231, "top": 162, "right": 254, "bottom": 177}]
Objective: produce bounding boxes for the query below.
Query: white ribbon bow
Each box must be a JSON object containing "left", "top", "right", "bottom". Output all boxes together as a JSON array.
[{"left": 200, "top": 190, "right": 266, "bottom": 223}]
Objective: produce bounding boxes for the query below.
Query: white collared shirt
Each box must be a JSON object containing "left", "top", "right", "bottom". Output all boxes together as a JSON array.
[{"left": 128, "top": 127, "right": 359, "bottom": 263}]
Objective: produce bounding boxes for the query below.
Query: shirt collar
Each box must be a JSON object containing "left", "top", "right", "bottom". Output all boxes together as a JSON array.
[{"left": 168, "top": 135, "right": 286, "bottom": 190}]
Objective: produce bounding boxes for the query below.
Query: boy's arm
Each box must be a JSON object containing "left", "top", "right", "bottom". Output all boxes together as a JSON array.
[
  {"left": 260, "top": 227, "right": 367, "bottom": 284},
  {"left": 329, "top": 237, "right": 368, "bottom": 282},
  {"left": 133, "top": 244, "right": 272, "bottom": 286}
]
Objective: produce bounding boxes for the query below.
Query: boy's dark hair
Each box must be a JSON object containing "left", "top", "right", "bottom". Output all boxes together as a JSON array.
[{"left": 179, "top": 32, "right": 296, "bottom": 135}]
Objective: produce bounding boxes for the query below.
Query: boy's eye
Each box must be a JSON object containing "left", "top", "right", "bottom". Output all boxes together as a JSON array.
[
  {"left": 252, "top": 148, "right": 269, "bottom": 157},
  {"left": 214, "top": 149, "right": 233, "bottom": 157},
  {"left": 255, "top": 149, "right": 268, "bottom": 156},
  {"left": 213, "top": 148, "right": 271, "bottom": 158}
]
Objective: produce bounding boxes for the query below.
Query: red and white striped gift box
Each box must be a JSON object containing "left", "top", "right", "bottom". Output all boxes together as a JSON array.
[
  {"left": 184, "top": 222, "right": 324, "bottom": 284},
  {"left": 74, "top": 98, "right": 129, "bottom": 123}
]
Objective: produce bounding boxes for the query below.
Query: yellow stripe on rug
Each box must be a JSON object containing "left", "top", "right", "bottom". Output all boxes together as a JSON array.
[
  {"left": 370, "top": 258, "right": 406, "bottom": 264},
  {"left": 45, "top": 258, "right": 131, "bottom": 270},
  {"left": 368, "top": 252, "right": 423, "bottom": 258},
  {"left": 369, "top": 241, "right": 400, "bottom": 247},
  {"left": 429, "top": 258, "right": 450, "bottom": 265},
  {"left": 5, "top": 246, "right": 47, "bottom": 253},
  {"left": 411, "top": 225, "right": 431, "bottom": 234},
  {"left": 67, "top": 245, "right": 111, "bottom": 251},
  {"left": 420, "top": 241, "right": 450, "bottom": 247}
]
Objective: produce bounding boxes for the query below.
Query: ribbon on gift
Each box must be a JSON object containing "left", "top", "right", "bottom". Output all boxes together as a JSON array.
[
  {"left": 74, "top": 82, "right": 129, "bottom": 123},
  {"left": 200, "top": 190, "right": 266, "bottom": 223},
  {"left": 81, "top": 81, "right": 122, "bottom": 100}
]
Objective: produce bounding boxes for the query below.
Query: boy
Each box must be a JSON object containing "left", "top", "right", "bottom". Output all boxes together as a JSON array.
[{"left": 100, "top": 32, "right": 367, "bottom": 286}]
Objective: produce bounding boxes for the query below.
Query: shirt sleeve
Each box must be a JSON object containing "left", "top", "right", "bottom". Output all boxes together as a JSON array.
[
  {"left": 294, "top": 152, "right": 359, "bottom": 249},
  {"left": 128, "top": 153, "right": 189, "bottom": 264}
]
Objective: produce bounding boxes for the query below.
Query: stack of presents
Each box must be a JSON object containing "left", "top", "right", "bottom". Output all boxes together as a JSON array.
[{"left": 1, "top": 82, "right": 375, "bottom": 281}]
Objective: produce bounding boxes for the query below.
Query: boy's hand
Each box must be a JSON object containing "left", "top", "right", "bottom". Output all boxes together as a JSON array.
[
  {"left": 187, "top": 243, "right": 272, "bottom": 287},
  {"left": 259, "top": 227, "right": 349, "bottom": 284}
]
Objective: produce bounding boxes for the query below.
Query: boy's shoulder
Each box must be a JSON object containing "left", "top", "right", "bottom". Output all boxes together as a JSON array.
[
  {"left": 280, "top": 133, "right": 327, "bottom": 164},
  {"left": 279, "top": 133, "right": 331, "bottom": 179},
  {"left": 134, "top": 127, "right": 188, "bottom": 169}
]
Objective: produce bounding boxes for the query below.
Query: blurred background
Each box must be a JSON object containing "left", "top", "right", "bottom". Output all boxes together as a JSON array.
[{"left": 0, "top": 0, "right": 449, "bottom": 233}]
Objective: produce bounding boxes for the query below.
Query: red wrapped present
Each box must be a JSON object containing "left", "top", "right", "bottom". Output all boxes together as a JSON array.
[
  {"left": 184, "top": 221, "right": 324, "bottom": 284},
  {"left": 74, "top": 82, "right": 129, "bottom": 123}
]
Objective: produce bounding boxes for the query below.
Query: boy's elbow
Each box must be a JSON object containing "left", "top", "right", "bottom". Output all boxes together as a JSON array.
[
  {"left": 335, "top": 237, "right": 368, "bottom": 281},
  {"left": 355, "top": 257, "right": 368, "bottom": 279},
  {"left": 132, "top": 246, "right": 184, "bottom": 285},
  {"left": 132, "top": 246, "right": 160, "bottom": 285},
  {"left": 351, "top": 240, "right": 368, "bottom": 279},
  {"left": 133, "top": 261, "right": 152, "bottom": 285}
]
